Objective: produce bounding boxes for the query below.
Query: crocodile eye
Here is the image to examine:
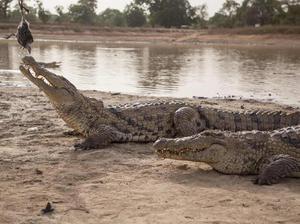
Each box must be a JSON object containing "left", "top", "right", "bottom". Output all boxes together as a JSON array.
[
  {"left": 281, "top": 133, "right": 289, "bottom": 139},
  {"left": 211, "top": 132, "right": 224, "bottom": 138},
  {"left": 202, "top": 131, "right": 213, "bottom": 136},
  {"left": 202, "top": 131, "right": 224, "bottom": 138}
]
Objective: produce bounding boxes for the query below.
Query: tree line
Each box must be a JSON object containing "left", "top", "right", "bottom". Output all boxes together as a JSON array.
[{"left": 0, "top": 0, "right": 299, "bottom": 28}]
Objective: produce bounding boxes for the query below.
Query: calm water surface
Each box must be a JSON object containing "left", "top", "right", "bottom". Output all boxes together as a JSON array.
[{"left": 0, "top": 40, "right": 300, "bottom": 106}]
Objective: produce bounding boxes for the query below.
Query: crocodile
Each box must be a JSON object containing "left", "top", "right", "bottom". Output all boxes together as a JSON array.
[
  {"left": 19, "top": 56, "right": 300, "bottom": 150},
  {"left": 154, "top": 126, "right": 300, "bottom": 185}
]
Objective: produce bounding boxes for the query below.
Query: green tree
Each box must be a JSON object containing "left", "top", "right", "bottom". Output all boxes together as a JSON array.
[
  {"left": 135, "top": 0, "right": 195, "bottom": 28},
  {"left": 159, "top": 0, "right": 194, "bottom": 28},
  {"left": 209, "top": 13, "right": 231, "bottom": 27},
  {"left": 55, "top": 5, "right": 69, "bottom": 23},
  {"left": 250, "top": 0, "right": 284, "bottom": 25},
  {"left": 221, "top": 0, "right": 240, "bottom": 17},
  {"left": 98, "top": 8, "right": 126, "bottom": 27},
  {"left": 190, "top": 4, "right": 208, "bottom": 28},
  {"left": 0, "top": 0, "right": 13, "bottom": 19},
  {"left": 210, "top": 0, "right": 291, "bottom": 27},
  {"left": 79, "top": 0, "right": 97, "bottom": 12},
  {"left": 234, "top": 0, "right": 250, "bottom": 26},
  {"left": 234, "top": 0, "right": 288, "bottom": 26},
  {"left": 124, "top": 3, "right": 147, "bottom": 27},
  {"left": 283, "top": 0, "right": 300, "bottom": 24},
  {"left": 36, "top": 0, "right": 50, "bottom": 23},
  {"left": 69, "top": 0, "right": 97, "bottom": 24},
  {"left": 216, "top": 0, "right": 240, "bottom": 27}
]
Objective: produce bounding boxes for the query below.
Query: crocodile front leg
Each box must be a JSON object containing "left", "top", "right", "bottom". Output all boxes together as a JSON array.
[
  {"left": 64, "top": 130, "right": 81, "bottom": 136},
  {"left": 74, "top": 125, "right": 131, "bottom": 150},
  {"left": 174, "top": 107, "right": 206, "bottom": 137},
  {"left": 254, "top": 154, "right": 300, "bottom": 185}
]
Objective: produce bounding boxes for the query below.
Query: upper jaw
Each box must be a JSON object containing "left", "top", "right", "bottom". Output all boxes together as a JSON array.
[
  {"left": 20, "top": 56, "right": 55, "bottom": 89},
  {"left": 154, "top": 137, "right": 209, "bottom": 158},
  {"left": 22, "top": 56, "right": 40, "bottom": 73},
  {"left": 156, "top": 146, "right": 208, "bottom": 157},
  {"left": 19, "top": 64, "right": 53, "bottom": 92},
  {"left": 154, "top": 135, "right": 212, "bottom": 150}
]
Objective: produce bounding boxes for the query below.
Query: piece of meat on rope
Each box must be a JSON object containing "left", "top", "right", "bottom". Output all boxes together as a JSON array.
[{"left": 5, "top": 0, "right": 33, "bottom": 54}]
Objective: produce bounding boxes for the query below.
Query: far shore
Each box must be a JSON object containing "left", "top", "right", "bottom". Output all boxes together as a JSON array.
[{"left": 1, "top": 23, "right": 300, "bottom": 47}]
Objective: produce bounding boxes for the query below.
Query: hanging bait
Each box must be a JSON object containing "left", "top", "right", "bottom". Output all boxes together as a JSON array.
[{"left": 5, "top": 0, "right": 33, "bottom": 54}]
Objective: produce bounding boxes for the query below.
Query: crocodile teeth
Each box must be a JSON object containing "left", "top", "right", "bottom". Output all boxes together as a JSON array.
[
  {"left": 26, "top": 66, "right": 53, "bottom": 87},
  {"left": 42, "top": 77, "right": 52, "bottom": 87},
  {"left": 28, "top": 67, "right": 41, "bottom": 79},
  {"left": 28, "top": 67, "right": 35, "bottom": 76}
]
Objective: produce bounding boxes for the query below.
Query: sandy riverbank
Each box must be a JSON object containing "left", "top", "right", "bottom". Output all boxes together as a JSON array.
[
  {"left": 1, "top": 23, "right": 300, "bottom": 47},
  {"left": 0, "top": 85, "right": 299, "bottom": 224}
]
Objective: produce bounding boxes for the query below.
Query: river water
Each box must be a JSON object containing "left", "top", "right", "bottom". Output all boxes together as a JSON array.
[{"left": 0, "top": 40, "right": 299, "bottom": 106}]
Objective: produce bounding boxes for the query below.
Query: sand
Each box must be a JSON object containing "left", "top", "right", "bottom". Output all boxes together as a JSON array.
[
  {"left": 0, "top": 85, "right": 299, "bottom": 224},
  {"left": 1, "top": 23, "right": 300, "bottom": 48}
]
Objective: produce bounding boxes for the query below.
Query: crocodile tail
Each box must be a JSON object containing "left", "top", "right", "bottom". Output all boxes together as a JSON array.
[
  {"left": 198, "top": 107, "right": 300, "bottom": 131},
  {"left": 198, "top": 107, "right": 234, "bottom": 131}
]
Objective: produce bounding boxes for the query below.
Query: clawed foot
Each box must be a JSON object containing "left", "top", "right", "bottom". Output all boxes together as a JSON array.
[
  {"left": 254, "top": 155, "right": 299, "bottom": 186},
  {"left": 252, "top": 176, "right": 279, "bottom": 185},
  {"left": 74, "top": 136, "right": 109, "bottom": 150},
  {"left": 74, "top": 142, "right": 92, "bottom": 150},
  {"left": 74, "top": 141, "right": 100, "bottom": 150},
  {"left": 63, "top": 130, "right": 81, "bottom": 136}
]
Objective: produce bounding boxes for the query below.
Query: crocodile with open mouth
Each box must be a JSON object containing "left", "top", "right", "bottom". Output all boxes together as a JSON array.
[
  {"left": 154, "top": 126, "right": 300, "bottom": 185},
  {"left": 19, "top": 56, "right": 300, "bottom": 150}
]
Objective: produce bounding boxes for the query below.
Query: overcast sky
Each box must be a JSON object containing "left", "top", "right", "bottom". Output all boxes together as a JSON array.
[{"left": 18, "top": 0, "right": 242, "bottom": 16}]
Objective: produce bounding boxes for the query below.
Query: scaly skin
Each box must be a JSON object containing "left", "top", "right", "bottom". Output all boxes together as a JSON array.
[
  {"left": 154, "top": 126, "right": 300, "bottom": 185},
  {"left": 19, "top": 56, "right": 300, "bottom": 150}
]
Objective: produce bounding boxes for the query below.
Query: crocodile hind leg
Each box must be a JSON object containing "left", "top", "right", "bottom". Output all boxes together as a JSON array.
[
  {"left": 74, "top": 125, "right": 131, "bottom": 150},
  {"left": 64, "top": 130, "right": 81, "bottom": 136},
  {"left": 254, "top": 154, "right": 300, "bottom": 185},
  {"left": 174, "top": 107, "right": 206, "bottom": 137}
]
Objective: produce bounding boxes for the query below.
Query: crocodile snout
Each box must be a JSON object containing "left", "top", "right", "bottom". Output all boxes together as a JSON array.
[{"left": 153, "top": 138, "right": 169, "bottom": 150}]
